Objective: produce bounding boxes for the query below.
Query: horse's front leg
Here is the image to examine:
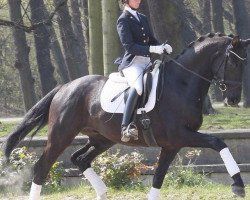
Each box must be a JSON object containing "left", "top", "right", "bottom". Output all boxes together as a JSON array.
[
  {"left": 148, "top": 148, "right": 179, "bottom": 200},
  {"left": 181, "top": 129, "right": 245, "bottom": 197}
]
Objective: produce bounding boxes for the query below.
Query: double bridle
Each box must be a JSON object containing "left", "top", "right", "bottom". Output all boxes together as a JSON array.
[{"left": 164, "top": 44, "right": 247, "bottom": 92}]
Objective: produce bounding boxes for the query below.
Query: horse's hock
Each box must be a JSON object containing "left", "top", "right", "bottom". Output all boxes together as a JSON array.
[{"left": 1, "top": 129, "right": 250, "bottom": 186}]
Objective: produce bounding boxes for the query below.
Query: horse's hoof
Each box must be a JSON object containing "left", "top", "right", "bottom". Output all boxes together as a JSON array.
[{"left": 232, "top": 185, "right": 245, "bottom": 198}]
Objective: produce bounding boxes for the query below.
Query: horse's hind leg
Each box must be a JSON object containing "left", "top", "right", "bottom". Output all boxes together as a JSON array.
[
  {"left": 181, "top": 130, "right": 245, "bottom": 198},
  {"left": 71, "top": 135, "right": 115, "bottom": 199},
  {"left": 148, "top": 148, "right": 179, "bottom": 200},
  {"left": 29, "top": 118, "right": 83, "bottom": 199}
]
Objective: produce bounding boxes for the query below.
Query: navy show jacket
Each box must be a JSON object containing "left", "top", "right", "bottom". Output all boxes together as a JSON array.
[{"left": 116, "top": 10, "right": 159, "bottom": 71}]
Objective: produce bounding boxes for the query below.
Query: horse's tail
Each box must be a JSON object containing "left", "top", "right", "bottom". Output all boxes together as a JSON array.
[{"left": 3, "top": 85, "right": 62, "bottom": 160}]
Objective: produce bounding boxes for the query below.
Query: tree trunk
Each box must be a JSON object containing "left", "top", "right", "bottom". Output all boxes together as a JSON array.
[
  {"left": 233, "top": 0, "right": 250, "bottom": 107},
  {"left": 8, "top": 0, "right": 37, "bottom": 111},
  {"left": 146, "top": 0, "right": 191, "bottom": 54},
  {"left": 208, "top": 0, "right": 224, "bottom": 102},
  {"left": 139, "top": 1, "right": 150, "bottom": 18},
  {"left": 211, "top": 0, "right": 224, "bottom": 33},
  {"left": 102, "top": 0, "right": 121, "bottom": 76},
  {"left": 43, "top": 4, "right": 69, "bottom": 83},
  {"left": 70, "top": 0, "right": 88, "bottom": 70},
  {"left": 49, "top": 26, "right": 70, "bottom": 83},
  {"left": 88, "top": 0, "right": 103, "bottom": 75},
  {"left": 202, "top": 95, "right": 216, "bottom": 115},
  {"left": 201, "top": 0, "right": 212, "bottom": 34},
  {"left": 54, "top": 0, "right": 88, "bottom": 79},
  {"left": 146, "top": 0, "right": 173, "bottom": 43},
  {"left": 80, "top": 0, "right": 89, "bottom": 60},
  {"left": 30, "top": 0, "right": 57, "bottom": 95}
]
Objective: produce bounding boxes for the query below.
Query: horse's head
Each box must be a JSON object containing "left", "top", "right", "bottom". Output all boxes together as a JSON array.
[{"left": 213, "top": 36, "right": 250, "bottom": 106}]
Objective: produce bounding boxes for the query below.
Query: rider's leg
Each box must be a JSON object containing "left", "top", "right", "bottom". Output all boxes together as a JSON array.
[
  {"left": 121, "top": 87, "right": 140, "bottom": 142},
  {"left": 121, "top": 63, "right": 144, "bottom": 142}
]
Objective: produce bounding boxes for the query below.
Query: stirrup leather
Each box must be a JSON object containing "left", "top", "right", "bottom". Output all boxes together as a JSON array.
[{"left": 121, "top": 122, "right": 139, "bottom": 142}]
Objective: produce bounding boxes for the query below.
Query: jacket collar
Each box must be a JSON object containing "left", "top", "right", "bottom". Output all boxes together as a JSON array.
[{"left": 124, "top": 10, "right": 142, "bottom": 25}]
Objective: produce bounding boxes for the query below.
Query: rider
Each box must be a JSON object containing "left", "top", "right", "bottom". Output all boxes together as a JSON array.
[{"left": 117, "top": 0, "right": 173, "bottom": 142}]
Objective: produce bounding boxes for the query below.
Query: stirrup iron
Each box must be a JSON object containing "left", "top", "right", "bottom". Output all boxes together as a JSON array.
[{"left": 121, "top": 122, "right": 138, "bottom": 142}]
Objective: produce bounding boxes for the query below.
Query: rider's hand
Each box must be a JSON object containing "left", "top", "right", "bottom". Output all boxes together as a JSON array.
[
  {"left": 149, "top": 45, "right": 165, "bottom": 54},
  {"left": 149, "top": 43, "right": 173, "bottom": 54},
  {"left": 162, "top": 44, "right": 173, "bottom": 54}
]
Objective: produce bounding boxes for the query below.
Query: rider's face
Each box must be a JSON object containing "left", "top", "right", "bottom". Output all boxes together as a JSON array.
[{"left": 128, "top": 0, "right": 141, "bottom": 9}]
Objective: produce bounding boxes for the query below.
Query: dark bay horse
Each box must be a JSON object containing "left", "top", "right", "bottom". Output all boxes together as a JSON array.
[{"left": 3, "top": 33, "right": 250, "bottom": 199}]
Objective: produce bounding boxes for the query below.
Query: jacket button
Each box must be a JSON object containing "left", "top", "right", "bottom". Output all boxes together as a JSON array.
[
  {"left": 143, "top": 33, "right": 146, "bottom": 36},
  {"left": 143, "top": 40, "right": 146, "bottom": 43},
  {"left": 141, "top": 27, "right": 144, "bottom": 30}
]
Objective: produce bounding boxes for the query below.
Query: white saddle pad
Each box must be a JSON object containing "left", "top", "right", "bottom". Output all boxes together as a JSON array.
[{"left": 100, "top": 67, "right": 160, "bottom": 114}]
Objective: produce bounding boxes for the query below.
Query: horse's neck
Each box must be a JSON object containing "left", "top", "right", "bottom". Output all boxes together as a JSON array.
[{"left": 165, "top": 44, "right": 219, "bottom": 103}]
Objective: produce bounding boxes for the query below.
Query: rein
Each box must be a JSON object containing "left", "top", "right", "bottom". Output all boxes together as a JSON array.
[{"left": 163, "top": 45, "right": 246, "bottom": 92}]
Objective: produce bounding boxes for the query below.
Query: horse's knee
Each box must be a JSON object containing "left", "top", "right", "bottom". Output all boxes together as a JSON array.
[{"left": 209, "top": 136, "right": 227, "bottom": 152}]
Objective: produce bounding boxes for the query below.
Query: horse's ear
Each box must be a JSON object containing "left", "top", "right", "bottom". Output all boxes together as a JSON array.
[
  {"left": 231, "top": 35, "right": 240, "bottom": 47},
  {"left": 241, "top": 39, "right": 250, "bottom": 47}
]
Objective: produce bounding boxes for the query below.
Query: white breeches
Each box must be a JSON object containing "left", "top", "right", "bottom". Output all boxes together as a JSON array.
[{"left": 122, "top": 56, "right": 151, "bottom": 95}]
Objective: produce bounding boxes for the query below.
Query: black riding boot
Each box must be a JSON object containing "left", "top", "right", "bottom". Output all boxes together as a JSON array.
[{"left": 121, "top": 88, "right": 139, "bottom": 142}]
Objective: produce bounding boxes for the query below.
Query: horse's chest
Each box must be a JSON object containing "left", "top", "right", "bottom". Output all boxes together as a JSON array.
[{"left": 182, "top": 107, "right": 203, "bottom": 130}]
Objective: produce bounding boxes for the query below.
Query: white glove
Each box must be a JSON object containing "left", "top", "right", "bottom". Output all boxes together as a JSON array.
[
  {"left": 149, "top": 43, "right": 173, "bottom": 54},
  {"left": 163, "top": 44, "right": 173, "bottom": 54},
  {"left": 149, "top": 45, "right": 165, "bottom": 54}
]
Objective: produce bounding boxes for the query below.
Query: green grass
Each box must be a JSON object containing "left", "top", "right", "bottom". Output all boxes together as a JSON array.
[
  {"left": 1, "top": 184, "right": 250, "bottom": 200},
  {"left": 0, "top": 121, "right": 48, "bottom": 138},
  {"left": 201, "top": 107, "right": 250, "bottom": 130},
  {"left": 1, "top": 107, "right": 250, "bottom": 138}
]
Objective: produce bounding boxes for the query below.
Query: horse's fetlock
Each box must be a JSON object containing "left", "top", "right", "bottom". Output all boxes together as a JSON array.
[
  {"left": 71, "top": 154, "right": 91, "bottom": 172},
  {"left": 232, "top": 173, "right": 244, "bottom": 188}
]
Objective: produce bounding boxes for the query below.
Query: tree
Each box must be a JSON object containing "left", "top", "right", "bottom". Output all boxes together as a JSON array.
[
  {"left": 54, "top": 0, "right": 88, "bottom": 80},
  {"left": 102, "top": 0, "right": 121, "bottom": 76},
  {"left": 146, "top": 0, "right": 196, "bottom": 54},
  {"left": 201, "top": 0, "right": 212, "bottom": 34},
  {"left": 30, "top": 0, "right": 57, "bottom": 95},
  {"left": 70, "top": 0, "right": 88, "bottom": 69},
  {"left": 79, "top": 0, "right": 89, "bottom": 59},
  {"left": 211, "top": 0, "right": 224, "bottom": 33},
  {"left": 88, "top": 0, "right": 103, "bottom": 75},
  {"left": 146, "top": 0, "right": 174, "bottom": 43},
  {"left": 42, "top": 4, "right": 69, "bottom": 84},
  {"left": 232, "top": 0, "right": 250, "bottom": 107},
  {"left": 200, "top": 0, "right": 222, "bottom": 102},
  {"left": 139, "top": 0, "right": 150, "bottom": 19},
  {"left": 49, "top": 25, "right": 70, "bottom": 83},
  {"left": 8, "top": 0, "right": 37, "bottom": 111}
]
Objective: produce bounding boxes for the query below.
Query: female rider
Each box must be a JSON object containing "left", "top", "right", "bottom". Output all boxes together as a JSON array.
[{"left": 117, "top": 0, "right": 173, "bottom": 142}]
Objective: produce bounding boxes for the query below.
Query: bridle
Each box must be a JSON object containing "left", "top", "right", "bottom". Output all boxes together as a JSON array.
[
  {"left": 213, "top": 44, "right": 246, "bottom": 92},
  {"left": 164, "top": 44, "right": 247, "bottom": 92}
]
